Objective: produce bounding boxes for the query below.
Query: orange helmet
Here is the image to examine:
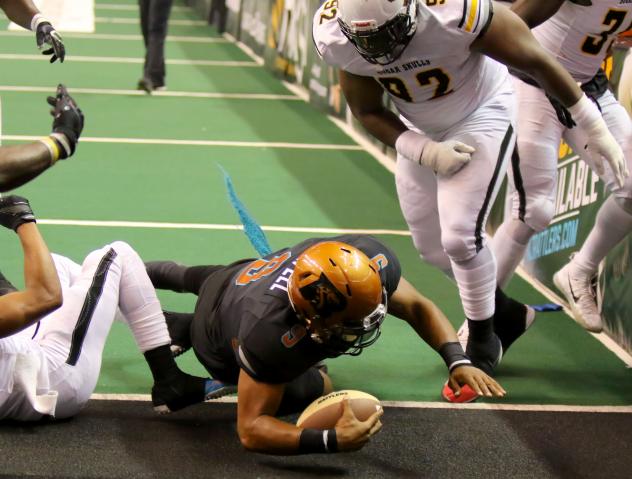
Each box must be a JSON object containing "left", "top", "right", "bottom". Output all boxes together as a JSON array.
[{"left": 288, "top": 241, "right": 387, "bottom": 356}]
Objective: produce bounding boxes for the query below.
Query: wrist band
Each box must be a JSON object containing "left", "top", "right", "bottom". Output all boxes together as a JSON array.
[
  {"left": 30, "top": 13, "right": 47, "bottom": 31},
  {"left": 39, "top": 136, "right": 60, "bottom": 165},
  {"left": 395, "top": 130, "right": 429, "bottom": 164},
  {"left": 438, "top": 342, "right": 472, "bottom": 372},
  {"left": 298, "top": 428, "right": 338, "bottom": 454},
  {"left": 568, "top": 94, "right": 602, "bottom": 129}
]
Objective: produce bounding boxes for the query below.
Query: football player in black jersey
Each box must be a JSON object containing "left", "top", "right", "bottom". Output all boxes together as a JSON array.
[{"left": 147, "top": 234, "right": 506, "bottom": 455}]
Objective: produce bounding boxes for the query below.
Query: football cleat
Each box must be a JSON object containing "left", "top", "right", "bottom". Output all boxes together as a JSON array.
[
  {"left": 152, "top": 371, "right": 209, "bottom": 414},
  {"left": 441, "top": 382, "right": 478, "bottom": 404},
  {"left": 553, "top": 262, "right": 602, "bottom": 333}
]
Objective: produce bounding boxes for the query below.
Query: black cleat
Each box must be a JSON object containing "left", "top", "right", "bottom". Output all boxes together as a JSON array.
[
  {"left": 163, "top": 311, "right": 193, "bottom": 357},
  {"left": 152, "top": 371, "right": 208, "bottom": 414}
]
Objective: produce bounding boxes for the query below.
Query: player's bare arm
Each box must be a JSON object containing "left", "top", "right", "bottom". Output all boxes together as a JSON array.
[
  {"left": 511, "top": 0, "right": 566, "bottom": 29},
  {"left": 0, "top": 144, "right": 58, "bottom": 193},
  {"left": 472, "top": 3, "right": 580, "bottom": 106},
  {"left": 0, "top": 85, "right": 84, "bottom": 192},
  {"left": 0, "top": 0, "right": 65, "bottom": 62},
  {"left": 237, "top": 368, "right": 382, "bottom": 454},
  {"left": 388, "top": 277, "right": 505, "bottom": 398},
  {"left": 339, "top": 70, "right": 408, "bottom": 148},
  {"left": 0, "top": 0, "right": 39, "bottom": 29},
  {"left": 0, "top": 197, "right": 61, "bottom": 338}
]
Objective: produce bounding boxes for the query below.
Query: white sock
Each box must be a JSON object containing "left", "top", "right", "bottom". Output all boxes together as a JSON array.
[
  {"left": 573, "top": 196, "right": 632, "bottom": 275},
  {"left": 451, "top": 246, "right": 497, "bottom": 320},
  {"left": 491, "top": 219, "right": 535, "bottom": 288},
  {"left": 113, "top": 242, "right": 171, "bottom": 353}
]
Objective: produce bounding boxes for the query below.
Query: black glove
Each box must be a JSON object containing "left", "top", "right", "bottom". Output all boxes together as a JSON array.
[
  {"left": 47, "top": 84, "right": 85, "bottom": 159},
  {"left": 35, "top": 20, "right": 65, "bottom": 63},
  {"left": 0, "top": 196, "right": 36, "bottom": 232}
]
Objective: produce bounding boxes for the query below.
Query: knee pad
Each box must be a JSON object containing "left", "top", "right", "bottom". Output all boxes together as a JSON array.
[
  {"left": 615, "top": 195, "right": 632, "bottom": 215},
  {"left": 523, "top": 196, "right": 556, "bottom": 232},
  {"left": 441, "top": 232, "right": 476, "bottom": 263}
]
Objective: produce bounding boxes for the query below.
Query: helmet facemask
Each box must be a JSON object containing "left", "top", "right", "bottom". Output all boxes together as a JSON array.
[{"left": 338, "top": 0, "right": 418, "bottom": 65}]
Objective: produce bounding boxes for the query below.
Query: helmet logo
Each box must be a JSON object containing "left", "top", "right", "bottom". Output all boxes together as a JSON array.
[{"left": 299, "top": 273, "right": 347, "bottom": 318}]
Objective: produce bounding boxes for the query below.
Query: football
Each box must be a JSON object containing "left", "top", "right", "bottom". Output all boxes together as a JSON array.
[{"left": 296, "top": 390, "right": 382, "bottom": 429}]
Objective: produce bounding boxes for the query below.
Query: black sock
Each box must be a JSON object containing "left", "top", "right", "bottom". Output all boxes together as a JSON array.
[
  {"left": 144, "top": 344, "right": 181, "bottom": 382},
  {"left": 467, "top": 317, "right": 494, "bottom": 341},
  {"left": 494, "top": 287, "right": 528, "bottom": 351}
]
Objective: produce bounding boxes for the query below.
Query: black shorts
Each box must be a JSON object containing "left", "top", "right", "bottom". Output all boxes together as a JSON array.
[{"left": 277, "top": 366, "right": 325, "bottom": 416}]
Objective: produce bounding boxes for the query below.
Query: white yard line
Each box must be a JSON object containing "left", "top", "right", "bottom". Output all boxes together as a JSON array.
[
  {"left": 37, "top": 219, "right": 412, "bottom": 237},
  {"left": 0, "top": 30, "right": 227, "bottom": 43},
  {"left": 0, "top": 53, "right": 257, "bottom": 66},
  {"left": 95, "top": 16, "right": 206, "bottom": 26},
  {"left": 0, "top": 85, "right": 300, "bottom": 101},
  {"left": 90, "top": 393, "right": 632, "bottom": 413},
  {"left": 2, "top": 135, "right": 363, "bottom": 150},
  {"left": 96, "top": 4, "right": 192, "bottom": 12}
]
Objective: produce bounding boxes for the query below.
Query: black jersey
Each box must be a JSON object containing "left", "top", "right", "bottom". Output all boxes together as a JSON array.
[{"left": 190, "top": 235, "right": 401, "bottom": 384}]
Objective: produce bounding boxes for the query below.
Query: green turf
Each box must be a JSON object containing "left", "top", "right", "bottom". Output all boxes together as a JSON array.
[
  {"left": 1, "top": 91, "right": 356, "bottom": 144},
  {"left": 0, "top": 36, "right": 255, "bottom": 62},
  {"left": 0, "top": 59, "right": 291, "bottom": 93},
  {"left": 1, "top": 5, "right": 630, "bottom": 407}
]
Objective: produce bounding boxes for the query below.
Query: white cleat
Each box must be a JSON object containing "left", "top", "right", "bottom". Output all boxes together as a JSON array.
[{"left": 553, "top": 262, "right": 602, "bottom": 333}]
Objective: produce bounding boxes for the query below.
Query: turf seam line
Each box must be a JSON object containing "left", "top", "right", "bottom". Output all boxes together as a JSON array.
[
  {"left": 36, "top": 219, "right": 413, "bottom": 236},
  {"left": 0, "top": 86, "right": 300, "bottom": 100},
  {"left": 2, "top": 135, "right": 362, "bottom": 150},
  {"left": 89, "top": 394, "right": 632, "bottom": 412},
  {"left": 0, "top": 54, "right": 258, "bottom": 66}
]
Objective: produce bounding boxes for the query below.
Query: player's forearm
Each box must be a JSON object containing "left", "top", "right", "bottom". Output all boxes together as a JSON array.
[
  {"left": 517, "top": 51, "right": 583, "bottom": 107},
  {"left": 510, "top": 0, "right": 565, "bottom": 28},
  {"left": 350, "top": 108, "right": 408, "bottom": 149},
  {"left": 18, "top": 223, "right": 62, "bottom": 317},
  {"left": 397, "top": 297, "right": 458, "bottom": 350},
  {"left": 238, "top": 415, "right": 305, "bottom": 455},
  {"left": 0, "top": 0, "right": 39, "bottom": 30},
  {"left": 0, "top": 143, "right": 54, "bottom": 192}
]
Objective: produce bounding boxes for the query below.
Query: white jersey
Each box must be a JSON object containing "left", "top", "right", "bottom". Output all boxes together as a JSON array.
[
  {"left": 0, "top": 326, "right": 57, "bottom": 421},
  {"left": 533, "top": 0, "right": 632, "bottom": 84},
  {"left": 313, "top": 0, "right": 510, "bottom": 134}
]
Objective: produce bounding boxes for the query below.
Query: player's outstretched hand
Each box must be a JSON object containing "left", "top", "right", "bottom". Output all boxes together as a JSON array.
[
  {"left": 47, "top": 84, "right": 85, "bottom": 159},
  {"left": 35, "top": 18, "right": 65, "bottom": 63},
  {"left": 0, "top": 196, "right": 36, "bottom": 232},
  {"left": 448, "top": 365, "right": 506, "bottom": 399},
  {"left": 423, "top": 139, "right": 475, "bottom": 176},
  {"left": 334, "top": 399, "right": 383, "bottom": 452}
]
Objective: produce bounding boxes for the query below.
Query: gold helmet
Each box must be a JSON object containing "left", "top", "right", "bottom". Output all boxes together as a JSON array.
[{"left": 288, "top": 241, "right": 387, "bottom": 356}]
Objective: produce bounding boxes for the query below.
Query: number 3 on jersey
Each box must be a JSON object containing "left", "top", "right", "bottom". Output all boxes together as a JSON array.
[
  {"left": 235, "top": 252, "right": 292, "bottom": 286},
  {"left": 378, "top": 68, "right": 454, "bottom": 102},
  {"left": 581, "top": 9, "right": 630, "bottom": 56}
]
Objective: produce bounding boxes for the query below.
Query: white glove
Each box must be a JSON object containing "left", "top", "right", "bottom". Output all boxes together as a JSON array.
[
  {"left": 395, "top": 130, "right": 475, "bottom": 176},
  {"left": 569, "top": 95, "right": 629, "bottom": 187}
]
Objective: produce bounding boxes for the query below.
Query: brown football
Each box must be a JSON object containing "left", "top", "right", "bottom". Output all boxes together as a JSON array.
[{"left": 296, "top": 390, "right": 382, "bottom": 430}]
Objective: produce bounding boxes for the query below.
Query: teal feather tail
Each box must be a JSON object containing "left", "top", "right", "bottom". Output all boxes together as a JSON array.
[{"left": 220, "top": 167, "right": 272, "bottom": 257}]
